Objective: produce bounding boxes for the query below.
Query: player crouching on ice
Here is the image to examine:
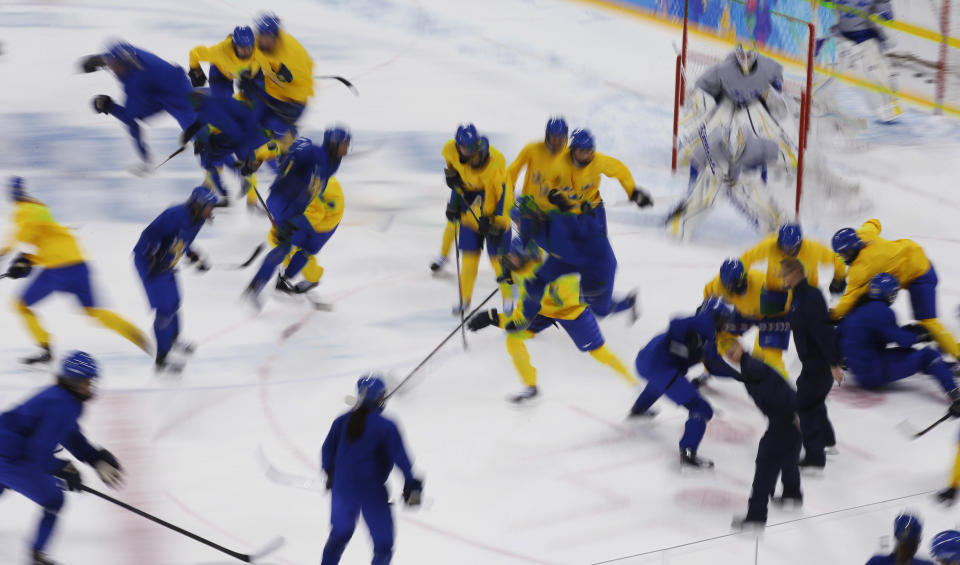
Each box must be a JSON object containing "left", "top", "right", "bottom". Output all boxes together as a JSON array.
[
  {"left": 666, "top": 122, "right": 785, "bottom": 239},
  {"left": 466, "top": 238, "right": 637, "bottom": 403},
  {"left": 320, "top": 375, "right": 423, "bottom": 565},
  {"left": 628, "top": 297, "right": 741, "bottom": 469},
  {"left": 0, "top": 351, "right": 124, "bottom": 565}
]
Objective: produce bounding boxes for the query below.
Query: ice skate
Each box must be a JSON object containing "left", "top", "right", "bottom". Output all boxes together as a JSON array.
[
  {"left": 507, "top": 386, "right": 538, "bottom": 404},
  {"left": 680, "top": 447, "right": 714, "bottom": 469},
  {"left": 20, "top": 346, "right": 52, "bottom": 366}
]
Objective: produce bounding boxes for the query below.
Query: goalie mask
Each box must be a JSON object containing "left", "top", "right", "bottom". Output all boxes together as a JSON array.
[{"left": 734, "top": 43, "right": 758, "bottom": 74}]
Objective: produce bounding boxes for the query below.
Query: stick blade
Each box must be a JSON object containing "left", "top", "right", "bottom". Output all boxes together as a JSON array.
[
  {"left": 895, "top": 419, "right": 919, "bottom": 439},
  {"left": 247, "top": 535, "right": 285, "bottom": 563}
]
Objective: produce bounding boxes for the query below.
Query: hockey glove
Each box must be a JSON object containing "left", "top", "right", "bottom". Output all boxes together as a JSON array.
[
  {"left": 937, "top": 487, "right": 958, "bottom": 506},
  {"left": 445, "top": 200, "right": 462, "bottom": 222},
  {"left": 275, "top": 64, "right": 293, "bottom": 83},
  {"left": 324, "top": 469, "right": 334, "bottom": 491},
  {"left": 903, "top": 323, "right": 933, "bottom": 343},
  {"left": 238, "top": 157, "right": 262, "bottom": 177},
  {"left": 476, "top": 216, "right": 491, "bottom": 236},
  {"left": 444, "top": 167, "right": 463, "bottom": 191},
  {"left": 92, "top": 95, "right": 113, "bottom": 115},
  {"left": 547, "top": 189, "right": 574, "bottom": 212},
  {"left": 467, "top": 309, "right": 498, "bottom": 332},
  {"left": 94, "top": 449, "right": 124, "bottom": 488},
  {"left": 80, "top": 55, "right": 106, "bottom": 73},
  {"left": 274, "top": 221, "right": 298, "bottom": 245},
  {"left": 950, "top": 397, "right": 960, "bottom": 419},
  {"left": 185, "top": 250, "right": 210, "bottom": 273},
  {"left": 669, "top": 330, "right": 703, "bottom": 362},
  {"left": 55, "top": 460, "right": 83, "bottom": 492},
  {"left": 630, "top": 189, "right": 653, "bottom": 208},
  {"left": 828, "top": 278, "right": 846, "bottom": 296},
  {"left": 188, "top": 67, "right": 207, "bottom": 88},
  {"left": 402, "top": 478, "right": 423, "bottom": 506},
  {"left": 6, "top": 253, "right": 32, "bottom": 279},
  {"left": 504, "top": 319, "right": 529, "bottom": 333}
]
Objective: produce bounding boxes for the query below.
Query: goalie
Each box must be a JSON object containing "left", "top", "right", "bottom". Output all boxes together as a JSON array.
[{"left": 667, "top": 123, "right": 785, "bottom": 239}]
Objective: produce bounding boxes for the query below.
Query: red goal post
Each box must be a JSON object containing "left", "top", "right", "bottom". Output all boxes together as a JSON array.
[{"left": 670, "top": 2, "right": 815, "bottom": 217}]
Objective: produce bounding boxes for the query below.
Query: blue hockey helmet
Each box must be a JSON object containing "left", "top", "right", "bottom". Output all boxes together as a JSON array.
[
  {"left": 699, "top": 296, "right": 734, "bottom": 325},
  {"left": 323, "top": 126, "right": 352, "bottom": 147},
  {"left": 188, "top": 185, "right": 218, "bottom": 208},
  {"left": 719, "top": 258, "right": 748, "bottom": 295},
  {"left": 868, "top": 273, "right": 900, "bottom": 304},
  {"left": 830, "top": 228, "right": 863, "bottom": 255},
  {"left": 254, "top": 12, "right": 281, "bottom": 36},
  {"left": 570, "top": 129, "right": 595, "bottom": 151},
  {"left": 931, "top": 530, "right": 960, "bottom": 562},
  {"left": 777, "top": 224, "right": 803, "bottom": 256},
  {"left": 232, "top": 25, "right": 255, "bottom": 48},
  {"left": 356, "top": 374, "right": 388, "bottom": 408},
  {"left": 455, "top": 123, "right": 479, "bottom": 150},
  {"left": 894, "top": 512, "right": 923, "bottom": 544},
  {"left": 105, "top": 41, "right": 139, "bottom": 67},
  {"left": 9, "top": 176, "right": 27, "bottom": 201},
  {"left": 61, "top": 351, "right": 99, "bottom": 380},
  {"left": 545, "top": 116, "right": 568, "bottom": 139}
]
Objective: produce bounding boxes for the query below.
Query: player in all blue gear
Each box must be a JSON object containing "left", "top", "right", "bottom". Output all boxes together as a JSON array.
[
  {"left": 931, "top": 530, "right": 960, "bottom": 565},
  {"left": 133, "top": 186, "right": 216, "bottom": 371},
  {"left": 865, "top": 513, "right": 935, "bottom": 565},
  {"left": 320, "top": 375, "right": 424, "bottom": 565},
  {"left": 628, "top": 297, "right": 740, "bottom": 468},
  {"left": 244, "top": 129, "right": 350, "bottom": 305},
  {"left": 0, "top": 351, "right": 124, "bottom": 565},
  {"left": 839, "top": 273, "right": 958, "bottom": 400},
  {"left": 184, "top": 90, "right": 270, "bottom": 205},
  {"left": 724, "top": 338, "right": 801, "bottom": 530},
  {"left": 81, "top": 41, "right": 197, "bottom": 168}
]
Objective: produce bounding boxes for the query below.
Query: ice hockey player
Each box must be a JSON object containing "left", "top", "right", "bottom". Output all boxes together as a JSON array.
[
  {"left": 724, "top": 338, "right": 801, "bottom": 530},
  {"left": 0, "top": 177, "right": 149, "bottom": 364},
  {"left": 430, "top": 124, "right": 477, "bottom": 274},
  {"left": 187, "top": 25, "right": 259, "bottom": 98},
  {"left": 680, "top": 43, "right": 791, "bottom": 167},
  {"left": 244, "top": 129, "right": 349, "bottom": 306},
  {"left": 550, "top": 128, "right": 653, "bottom": 223},
  {"left": 831, "top": 219, "right": 960, "bottom": 361},
  {"left": 320, "top": 375, "right": 424, "bottom": 565},
  {"left": 133, "top": 186, "right": 217, "bottom": 372},
  {"left": 864, "top": 513, "right": 935, "bottom": 565},
  {"left": 780, "top": 257, "right": 843, "bottom": 472},
  {"left": 81, "top": 41, "right": 197, "bottom": 171},
  {"left": 628, "top": 297, "right": 739, "bottom": 469},
  {"left": 741, "top": 224, "right": 848, "bottom": 297},
  {"left": 183, "top": 89, "right": 269, "bottom": 207},
  {"left": 832, "top": 0, "right": 902, "bottom": 123},
  {"left": 467, "top": 238, "right": 636, "bottom": 403},
  {"left": 840, "top": 273, "right": 957, "bottom": 397},
  {"left": 270, "top": 175, "right": 345, "bottom": 295},
  {"left": 667, "top": 123, "right": 784, "bottom": 239},
  {"left": 930, "top": 530, "right": 960, "bottom": 565},
  {"left": 703, "top": 258, "right": 790, "bottom": 376},
  {"left": 243, "top": 13, "right": 314, "bottom": 140},
  {"left": 440, "top": 127, "right": 513, "bottom": 314},
  {"left": 0, "top": 351, "right": 124, "bottom": 565},
  {"left": 505, "top": 117, "right": 571, "bottom": 213}
]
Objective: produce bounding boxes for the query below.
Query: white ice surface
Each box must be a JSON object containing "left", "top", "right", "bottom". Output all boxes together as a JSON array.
[{"left": 1, "top": 0, "right": 960, "bottom": 564}]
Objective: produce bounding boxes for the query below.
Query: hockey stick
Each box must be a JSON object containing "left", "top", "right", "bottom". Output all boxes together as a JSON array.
[
  {"left": 697, "top": 124, "right": 718, "bottom": 176},
  {"left": 314, "top": 75, "right": 359, "bottom": 96},
  {"left": 384, "top": 287, "right": 499, "bottom": 400},
  {"left": 155, "top": 121, "right": 206, "bottom": 170},
  {"left": 896, "top": 412, "right": 953, "bottom": 439},
  {"left": 453, "top": 223, "right": 468, "bottom": 351},
  {"left": 215, "top": 243, "right": 265, "bottom": 270},
  {"left": 80, "top": 485, "right": 284, "bottom": 563},
  {"left": 155, "top": 146, "right": 187, "bottom": 170}
]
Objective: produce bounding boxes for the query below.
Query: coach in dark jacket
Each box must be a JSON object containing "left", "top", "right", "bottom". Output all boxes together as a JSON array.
[
  {"left": 782, "top": 257, "right": 844, "bottom": 471},
  {"left": 726, "top": 339, "right": 802, "bottom": 530}
]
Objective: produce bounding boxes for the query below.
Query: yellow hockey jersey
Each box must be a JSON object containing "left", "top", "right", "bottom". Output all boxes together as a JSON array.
[
  {"left": 504, "top": 273, "right": 586, "bottom": 328},
  {"left": 189, "top": 36, "right": 260, "bottom": 80},
  {"left": 1, "top": 201, "right": 84, "bottom": 268},
  {"left": 441, "top": 140, "right": 512, "bottom": 232},
  {"left": 831, "top": 219, "right": 932, "bottom": 320},
  {"left": 304, "top": 177, "right": 345, "bottom": 233},
  {"left": 555, "top": 151, "right": 638, "bottom": 211},
  {"left": 741, "top": 235, "right": 846, "bottom": 291},
  {"left": 255, "top": 30, "right": 314, "bottom": 103},
  {"left": 505, "top": 141, "right": 568, "bottom": 211},
  {"left": 703, "top": 269, "right": 767, "bottom": 320}
]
